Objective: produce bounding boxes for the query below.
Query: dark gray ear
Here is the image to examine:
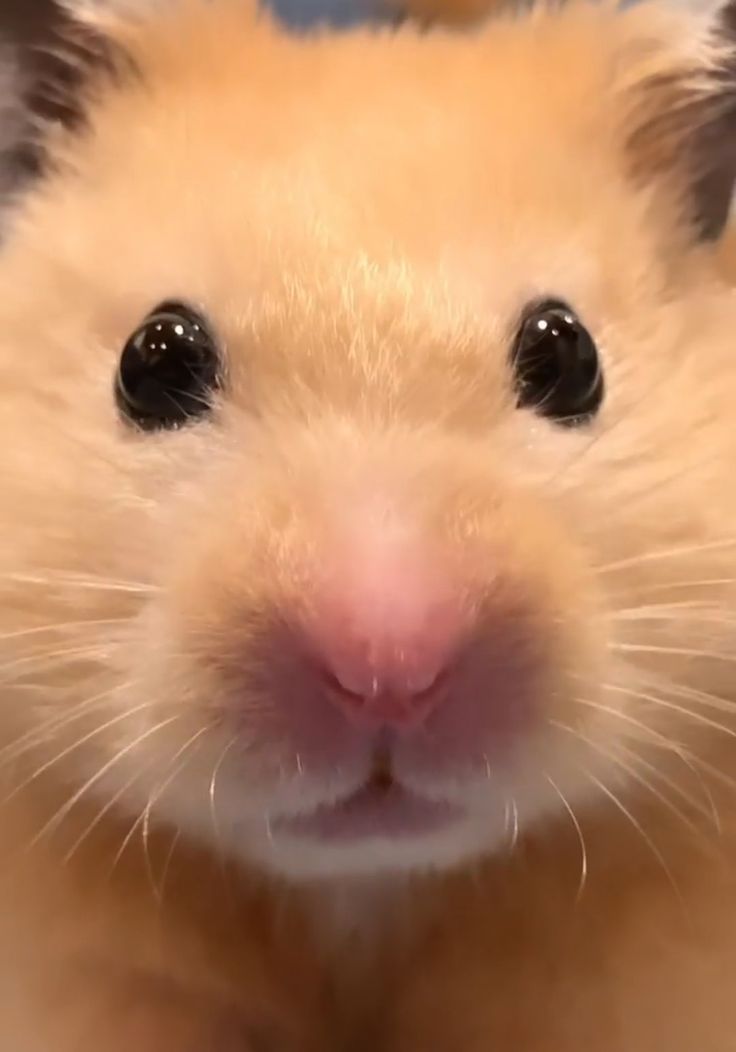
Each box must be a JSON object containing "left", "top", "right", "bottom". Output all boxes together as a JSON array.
[{"left": 624, "top": 0, "right": 736, "bottom": 242}]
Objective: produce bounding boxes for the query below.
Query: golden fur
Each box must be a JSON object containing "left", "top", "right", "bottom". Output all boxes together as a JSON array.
[{"left": 2, "top": 0, "right": 736, "bottom": 1047}]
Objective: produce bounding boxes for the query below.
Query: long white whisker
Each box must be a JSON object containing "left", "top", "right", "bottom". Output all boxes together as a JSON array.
[
  {"left": 26, "top": 715, "right": 180, "bottom": 851},
  {"left": 3, "top": 571, "right": 157, "bottom": 595},
  {"left": 596, "top": 537, "right": 736, "bottom": 577},
  {"left": 571, "top": 696, "right": 674, "bottom": 747},
  {"left": 508, "top": 797, "right": 519, "bottom": 852},
  {"left": 585, "top": 771, "right": 684, "bottom": 907},
  {"left": 111, "top": 726, "right": 209, "bottom": 892},
  {"left": 603, "top": 682, "right": 736, "bottom": 740},
  {"left": 62, "top": 762, "right": 150, "bottom": 865},
  {"left": 209, "top": 735, "right": 238, "bottom": 869},
  {"left": 0, "top": 644, "right": 112, "bottom": 683},
  {"left": 4, "top": 698, "right": 155, "bottom": 804},
  {"left": 612, "top": 642, "right": 736, "bottom": 665},
  {"left": 554, "top": 718, "right": 703, "bottom": 838},
  {"left": 157, "top": 828, "right": 181, "bottom": 911},
  {"left": 0, "top": 685, "right": 136, "bottom": 770},
  {"left": 669, "top": 746, "right": 722, "bottom": 833},
  {"left": 615, "top": 741, "right": 720, "bottom": 833},
  {"left": 545, "top": 773, "right": 587, "bottom": 901},
  {"left": 0, "top": 618, "right": 129, "bottom": 644},
  {"left": 634, "top": 675, "right": 736, "bottom": 715},
  {"left": 608, "top": 579, "right": 736, "bottom": 602},
  {"left": 143, "top": 727, "right": 210, "bottom": 902}
]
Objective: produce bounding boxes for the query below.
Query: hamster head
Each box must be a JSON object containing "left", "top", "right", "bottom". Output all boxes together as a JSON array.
[{"left": 2, "top": 0, "right": 736, "bottom": 880}]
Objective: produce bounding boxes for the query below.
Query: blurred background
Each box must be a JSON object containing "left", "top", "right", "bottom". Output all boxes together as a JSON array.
[{"left": 0, "top": 0, "right": 389, "bottom": 44}]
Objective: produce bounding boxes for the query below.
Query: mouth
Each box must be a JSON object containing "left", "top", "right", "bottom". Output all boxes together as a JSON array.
[{"left": 270, "top": 763, "right": 464, "bottom": 843}]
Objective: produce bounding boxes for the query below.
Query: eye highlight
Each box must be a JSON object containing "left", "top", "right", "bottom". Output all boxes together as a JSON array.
[
  {"left": 511, "top": 299, "right": 603, "bottom": 426},
  {"left": 115, "top": 301, "right": 221, "bottom": 431}
]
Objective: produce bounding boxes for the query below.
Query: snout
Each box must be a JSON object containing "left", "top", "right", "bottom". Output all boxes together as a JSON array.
[
  {"left": 156, "top": 427, "right": 595, "bottom": 871},
  {"left": 242, "top": 503, "right": 548, "bottom": 770}
]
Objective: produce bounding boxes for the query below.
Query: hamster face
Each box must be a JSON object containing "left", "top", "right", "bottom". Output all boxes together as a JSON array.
[{"left": 1, "top": 0, "right": 735, "bottom": 880}]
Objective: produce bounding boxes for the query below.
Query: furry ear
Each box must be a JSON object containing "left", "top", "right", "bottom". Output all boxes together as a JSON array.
[
  {"left": 621, "top": 0, "right": 736, "bottom": 241},
  {"left": 0, "top": 44, "right": 33, "bottom": 210},
  {"left": 13, "top": 1, "right": 134, "bottom": 180}
]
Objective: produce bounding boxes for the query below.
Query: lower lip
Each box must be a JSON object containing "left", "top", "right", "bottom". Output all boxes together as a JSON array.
[{"left": 271, "top": 784, "right": 463, "bottom": 843}]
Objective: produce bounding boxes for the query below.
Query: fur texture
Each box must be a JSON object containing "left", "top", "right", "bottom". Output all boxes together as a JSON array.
[{"left": 2, "top": 0, "right": 736, "bottom": 1048}]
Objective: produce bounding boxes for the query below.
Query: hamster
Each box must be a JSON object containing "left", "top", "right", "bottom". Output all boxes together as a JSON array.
[{"left": 2, "top": 0, "right": 736, "bottom": 1048}]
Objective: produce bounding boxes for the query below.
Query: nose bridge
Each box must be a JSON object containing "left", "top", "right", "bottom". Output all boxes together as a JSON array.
[
  {"left": 261, "top": 267, "right": 487, "bottom": 432},
  {"left": 319, "top": 493, "right": 461, "bottom": 629},
  {"left": 222, "top": 400, "right": 495, "bottom": 626}
]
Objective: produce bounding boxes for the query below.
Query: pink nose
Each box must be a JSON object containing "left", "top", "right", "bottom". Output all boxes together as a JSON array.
[{"left": 300, "top": 545, "right": 469, "bottom": 731}]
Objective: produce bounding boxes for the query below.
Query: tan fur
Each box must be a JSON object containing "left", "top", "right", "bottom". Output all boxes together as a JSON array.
[{"left": 2, "top": 0, "right": 736, "bottom": 1047}]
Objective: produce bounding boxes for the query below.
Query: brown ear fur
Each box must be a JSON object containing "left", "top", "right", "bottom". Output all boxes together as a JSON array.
[
  {"left": 15, "top": 0, "right": 736, "bottom": 247},
  {"left": 12, "top": 2, "right": 132, "bottom": 185},
  {"left": 619, "top": 0, "right": 736, "bottom": 241},
  {"left": 394, "top": 0, "right": 736, "bottom": 242}
]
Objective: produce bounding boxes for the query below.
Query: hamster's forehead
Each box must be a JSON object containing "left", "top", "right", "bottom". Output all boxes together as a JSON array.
[{"left": 36, "top": 4, "right": 657, "bottom": 328}]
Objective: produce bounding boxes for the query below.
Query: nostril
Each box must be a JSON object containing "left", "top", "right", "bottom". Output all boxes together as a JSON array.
[
  {"left": 321, "top": 663, "right": 381, "bottom": 704},
  {"left": 319, "top": 667, "right": 369, "bottom": 706},
  {"left": 315, "top": 651, "right": 454, "bottom": 730}
]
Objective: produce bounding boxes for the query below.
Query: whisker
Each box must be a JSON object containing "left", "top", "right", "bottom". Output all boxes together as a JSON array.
[
  {"left": 596, "top": 537, "right": 736, "bottom": 577},
  {"left": 602, "top": 682, "right": 736, "bottom": 740},
  {"left": 209, "top": 735, "right": 238, "bottom": 870},
  {"left": 585, "top": 771, "right": 684, "bottom": 906},
  {"left": 3, "top": 571, "right": 157, "bottom": 595},
  {"left": 571, "top": 696, "right": 674, "bottom": 747},
  {"left": 610, "top": 604, "right": 736, "bottom": 623},
  {"left": 157, "top": 827, "right": 181, "bottom": 911},
  {"left": 611, "top": 642, "right": 736, "bottom": 665},
  {"left": 142, "top": 727, "right": 210, "bottom": 903},
  {"left": 0, "top": 643, "right": 113, "bottom": 683},
  {"left": 682, "top": 756, "right": 736, "bottom": 805},
  {"left": 0, "top": 618, "right": 129, "bottom": 644},
  {"left": 62, "top": 762, "right": 150, "bottom": 865},
  {"left": 632, "top": 675, "right": 736, "bottom": 715},
  {"left": 506, "top": 797, "right": 519, "bottom": 853},
  {"left": 615, "top": 740, "right": 720, "bottom": 833},
  {"left": 25, "top": 715, "right": 181, "bottom": 852},
  {"left": 670, "top": 745, "right": 722, "bottom": 833},
  {"left": 111, "top": 726, "right": 209, "bottom": 891},
  {"left": 545, "top": 773, "right": 587, "bottom": 901},
  {"left": 3, "top": 698, "right": 156, "bottom": 804},
  {"left": 554, "top": 717, "right": 704, "bottom": 838},
  {"left": 608, "top": 578, "right": 736, "bottom": 600},
  {"left": 0, "top": 684, "right": 136, "bottom": 770}
]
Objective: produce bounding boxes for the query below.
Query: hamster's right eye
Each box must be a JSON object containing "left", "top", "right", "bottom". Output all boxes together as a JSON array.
[
  {"left": 511, "top": 299, "right": 603, "bottom": 426},
  {"left": 115, "top": 301, "right": 221, "bottom": 431}
]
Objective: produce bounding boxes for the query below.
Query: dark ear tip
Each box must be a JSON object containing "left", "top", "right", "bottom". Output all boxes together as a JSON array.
[
  {"left": 2, "top": 1, "right": 131, "bottom": 193},
  {"left": 692, "top": 0, "right": 736, "bottom": 240},
  {"left": 23, "top": 6, "right": 115, "bottom": 129}
]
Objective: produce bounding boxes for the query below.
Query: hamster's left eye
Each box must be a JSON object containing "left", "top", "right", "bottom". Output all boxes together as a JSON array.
[
  {"left": 116, "top": 301, "right": 221, "bottom": 431},
  {"left": 511, "top": 299, "right": 603, "bottom": 426}
]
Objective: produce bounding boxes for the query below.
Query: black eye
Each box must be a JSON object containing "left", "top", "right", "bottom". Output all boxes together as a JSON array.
[
  {"left": 511, "top": 299, "right": 603, "bottom": 426},
  {"left": 115, "top": 301, "right": 220, "bottom": 431}
]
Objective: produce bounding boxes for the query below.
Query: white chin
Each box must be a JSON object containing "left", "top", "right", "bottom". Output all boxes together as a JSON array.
[{"left": 236, "top": 813, "right": 505, "bottom": 880}]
